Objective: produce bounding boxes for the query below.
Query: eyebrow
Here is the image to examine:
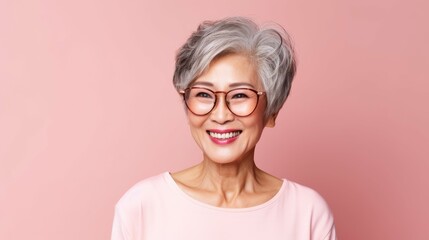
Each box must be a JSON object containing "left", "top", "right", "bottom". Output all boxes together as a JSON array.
[{"left": 192, "top": 81, "right": 256, "bottom": 89}]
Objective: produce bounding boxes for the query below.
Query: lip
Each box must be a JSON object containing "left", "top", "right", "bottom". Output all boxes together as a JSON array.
[
  {"left": 206, "top": 129, "right": 242, "bottom": 145},
  {"left": 207, "top": 129, "right": 241, "bottom": 133}
]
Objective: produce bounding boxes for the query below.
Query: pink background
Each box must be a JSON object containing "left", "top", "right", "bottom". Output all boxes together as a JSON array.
[{"left": 1, "top": 0, "right": 428, "bottom": 239}]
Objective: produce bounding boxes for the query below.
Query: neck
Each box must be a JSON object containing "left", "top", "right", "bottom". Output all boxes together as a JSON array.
[
  {"left": 170, "top": 148, "right": 283, "bottom": 208},
  {"left": 194, "top": 149, "right": 263, "bottom": 195}
]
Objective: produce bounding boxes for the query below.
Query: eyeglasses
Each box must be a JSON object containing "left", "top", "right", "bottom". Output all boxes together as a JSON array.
[{"left": 179, "top": 87, "right": 265, "bottom": 117}]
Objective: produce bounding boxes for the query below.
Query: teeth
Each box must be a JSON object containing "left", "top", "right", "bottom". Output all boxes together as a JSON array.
[{"left": 209, "top": 131, "right": 241, "bottom": 140}]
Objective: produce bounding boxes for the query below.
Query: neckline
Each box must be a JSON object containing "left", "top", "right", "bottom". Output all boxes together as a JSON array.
[{"left": 163, "top": 172, "right": 287, "bottom": 212}]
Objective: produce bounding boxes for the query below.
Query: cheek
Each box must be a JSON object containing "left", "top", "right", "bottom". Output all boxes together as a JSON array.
[
  {"left": 243, "top": 106, "right": 268, "bottom": 137},
  {"left": 187, "top": 113, "right": 206, "bottom": 131},
  {"left": 245, "top": 119, "right": 265, "bottom": 138},
  {"left": 248, "top": 100, "right": 267, "bottom": 126}
]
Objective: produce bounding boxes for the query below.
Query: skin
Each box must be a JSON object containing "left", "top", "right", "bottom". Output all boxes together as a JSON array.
[{"left": 171, "top": 53, "right": 283, "bottom": 208}]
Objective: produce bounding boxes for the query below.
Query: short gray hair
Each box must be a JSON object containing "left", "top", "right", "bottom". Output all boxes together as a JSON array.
[{"left": 173, "top": 17, "right": 296, "bottom": 119}]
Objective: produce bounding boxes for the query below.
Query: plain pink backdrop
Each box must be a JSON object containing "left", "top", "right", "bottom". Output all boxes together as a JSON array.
[{"left": 1, "top": 0, "right": 428, "bottom": 239}]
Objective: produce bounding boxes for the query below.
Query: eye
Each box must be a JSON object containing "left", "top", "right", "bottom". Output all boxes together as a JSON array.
[
  {"left": 231, "top": 93, "right": 249, "bottom": 99},
  {"left": 195, "top": 91, "right": 213, "bottom": 98}
]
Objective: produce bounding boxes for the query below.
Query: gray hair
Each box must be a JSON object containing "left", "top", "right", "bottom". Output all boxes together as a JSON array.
[{"left": 173, "top": 17, "right": 296, "bottom": 119}]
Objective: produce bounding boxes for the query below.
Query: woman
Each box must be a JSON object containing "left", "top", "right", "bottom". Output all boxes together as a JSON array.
[{"left": 112, "top": 17, "right": 336, "bottom": 240}]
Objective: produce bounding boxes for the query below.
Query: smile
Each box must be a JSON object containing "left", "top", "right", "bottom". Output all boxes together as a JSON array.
[{"left": 206, "top": 130, "right": 242, "bottom": 140}]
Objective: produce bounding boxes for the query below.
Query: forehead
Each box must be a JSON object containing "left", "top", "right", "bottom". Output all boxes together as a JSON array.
[{"left": 192, "top": 54, "right": 262, "bottom": 90}]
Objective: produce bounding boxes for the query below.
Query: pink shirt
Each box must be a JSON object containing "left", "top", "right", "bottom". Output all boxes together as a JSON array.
[{"left": 111, "top": 172, "right": 336, "bottom": 240}]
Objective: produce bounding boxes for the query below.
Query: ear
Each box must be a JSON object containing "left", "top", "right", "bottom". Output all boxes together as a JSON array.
[{"left": 265, "top": 113, "right": 278, "bottom": 128}]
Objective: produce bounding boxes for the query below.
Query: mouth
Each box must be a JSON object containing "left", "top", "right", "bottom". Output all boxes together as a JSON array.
[{"left": 206, "top": 130, "right": 242, "bottom": 140}]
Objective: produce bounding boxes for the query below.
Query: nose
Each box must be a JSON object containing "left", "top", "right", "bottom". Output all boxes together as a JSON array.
[{"left": 209, "top": 94, "right": 234, "bottom": 124}]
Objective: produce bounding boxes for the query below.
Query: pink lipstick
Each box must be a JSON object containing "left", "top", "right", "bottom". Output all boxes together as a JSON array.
[{"left": 206, "top": 129, "right": 242, "bottom": 145}]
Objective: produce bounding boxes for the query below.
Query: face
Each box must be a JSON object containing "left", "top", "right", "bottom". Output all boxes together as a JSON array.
[{"left": 185, "top": 54, "right": 275, "bottom": 164}]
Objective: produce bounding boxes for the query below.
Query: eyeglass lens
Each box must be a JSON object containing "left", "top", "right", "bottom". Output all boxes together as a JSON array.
[{"left": 184, "top": 88, "right": 259, "bottom": 116}]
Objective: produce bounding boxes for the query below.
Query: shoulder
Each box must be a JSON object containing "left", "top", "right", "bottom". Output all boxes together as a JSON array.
[
  {"left": 281, "top": 179, "right": 336, "bottom": 239},
  {"left": 115, "top": 173, "right": 168, "bottom": 212},
  {"left": 112, "top": 173, "right": 172, "bottom": 239},
  {"left": 282, "top": 179, "right": 334, "bottom": 217},
  {"left": 283, "top": 180, "right": 331, "bottom": 210}
]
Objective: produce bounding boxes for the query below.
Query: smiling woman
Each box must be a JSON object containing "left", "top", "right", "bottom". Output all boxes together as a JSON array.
[
  {"left": 184, "top": 54, "right": 271, "bottom": 165},
  {"left": 111, "top": 17, "right": 336, "bottom": 240}
]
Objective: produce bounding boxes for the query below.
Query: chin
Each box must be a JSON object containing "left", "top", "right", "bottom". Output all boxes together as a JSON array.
[
  {"left": 202, "top": 147, "right": 253, "bottom": 165},
  {"left": 209, "top": 157, "right": 238, "bottom": 165}
]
